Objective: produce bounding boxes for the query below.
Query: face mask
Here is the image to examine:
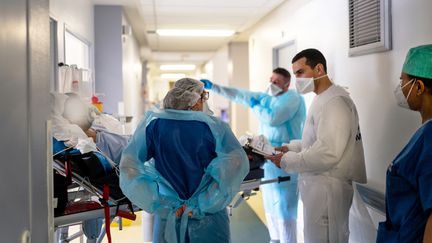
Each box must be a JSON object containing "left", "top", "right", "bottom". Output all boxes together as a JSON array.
[
  {"left": 266, "top": 83, "right": 283, "bottom": 96},
  {"left": 295, "top": 74, "right": 327, "bottom": 94},
  {"left": 394, "top": 79, "right": 416, "bottom": 109},
  {"left": 203, "top": 101, "right": 214, "bottom": 116}
]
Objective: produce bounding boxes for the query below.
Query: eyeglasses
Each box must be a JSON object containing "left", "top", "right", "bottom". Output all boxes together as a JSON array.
[{"left": 201, "top": 91, "right": 209, "bottom": 100}]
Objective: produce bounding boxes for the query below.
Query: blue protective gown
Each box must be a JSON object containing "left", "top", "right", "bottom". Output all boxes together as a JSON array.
[
  {"left": 377, "top": 120, "right": 432, "bottom": 243},
  {"left": 211, "top": 85, "right": 306, "bottom": 226},
  {"left": 120, "top": 109, "right": 249, "bottom": 243}
]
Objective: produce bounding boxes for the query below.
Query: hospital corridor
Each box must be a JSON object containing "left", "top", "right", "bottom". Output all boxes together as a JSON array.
[{"left": 1, "top": 0, "right": 432, "bottom": 242}]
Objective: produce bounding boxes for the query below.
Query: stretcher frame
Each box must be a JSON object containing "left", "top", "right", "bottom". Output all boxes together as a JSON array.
[{"left": 53, "top": 158, "right": 136, "bottom": 243}]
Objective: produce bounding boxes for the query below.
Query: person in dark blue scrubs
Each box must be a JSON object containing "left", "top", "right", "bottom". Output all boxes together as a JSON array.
[
  {"left": 377, "top": 45, "right": 432, "bottom": 243},
  {"left": 120, "top": 78, "right": 249, "bottom": 243}
]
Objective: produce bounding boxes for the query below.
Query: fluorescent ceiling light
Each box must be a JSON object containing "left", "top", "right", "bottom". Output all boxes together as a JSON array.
[
  {"left": 160, "top": 64, "right": 196, "bottom": 71},
  {"left": 160, "top": 73, "right": 186, "bottom": 79},
  {"left": 156, "top": 29, "right": 235, "bottom": 37}
]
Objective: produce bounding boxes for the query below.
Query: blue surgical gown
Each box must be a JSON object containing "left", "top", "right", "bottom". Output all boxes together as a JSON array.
[
  {"left": 120, "top": 109, "right": 249, "bottom": 243},
  {"left": 377, "top": 120, "right": 432, "bottom": 243},
  {"left": 145, "top": 119, "right": 217, "bottom": 200},
  {"left": 211, "top": 84, "right": 306, "bottom": 220}
]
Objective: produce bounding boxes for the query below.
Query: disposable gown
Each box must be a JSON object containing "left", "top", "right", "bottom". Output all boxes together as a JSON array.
[
  {"left": 281, "top": 84, "right": 366, "bottom": 243},
  {"left": 211, "top": 84, "right": 306, "bottom": 241},
  {"left": 119, "top": 109, "right": 249, "bottom": 243}
]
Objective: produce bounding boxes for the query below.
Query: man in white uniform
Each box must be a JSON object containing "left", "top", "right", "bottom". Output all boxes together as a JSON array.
[{"left": 266, "top": 48, "right": 367, "bottom": 243}]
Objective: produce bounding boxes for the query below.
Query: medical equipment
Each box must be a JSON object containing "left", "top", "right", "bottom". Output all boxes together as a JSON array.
[
  {"left": 230, "top": 176, "right": 291, "bottom": 216},
  {"left": 58, "top": 63, "right": 93, "bottom": 99},
  {"left": 228, "top": 139, "right": 290, "bottom": 215}
]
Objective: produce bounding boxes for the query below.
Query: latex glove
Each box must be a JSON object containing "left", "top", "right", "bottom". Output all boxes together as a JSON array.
[
  {"left": 249, "top": 97, "right": 260, "bottom": 108},
  {"left": 200, "top": 79, "right": 213, "bottom": 89}
]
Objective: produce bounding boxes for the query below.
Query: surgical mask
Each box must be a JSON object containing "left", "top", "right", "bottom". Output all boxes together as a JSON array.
[
  {"left": 203, "top": 101, "right": 214, "bottom": 116},
  {"left": 295, "top": 74, "right": 327, "bottom": 94},
  {"left": 266, "top": 83, "right": 283, "bottom": 96},
  {"left": 394, "top": 79, "right": 416, "bottom": 109}
]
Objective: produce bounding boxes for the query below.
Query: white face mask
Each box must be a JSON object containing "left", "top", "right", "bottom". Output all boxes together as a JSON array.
[
  {"left": 266, "top": 83, "right": 283, "bottom": 96},
  {"left": 203, "top": 101, "right": 214, "bottom": 116},
  {"left": 394, "top": 79, "right": 416, "bottom": 109},
  {"left": 295, "top": 74, "right": 327, "bottom": 94}
]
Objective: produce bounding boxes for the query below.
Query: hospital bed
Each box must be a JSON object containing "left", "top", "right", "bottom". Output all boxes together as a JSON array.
[{"left": 52, "top": 144, "right": 137, "bottom": 243}]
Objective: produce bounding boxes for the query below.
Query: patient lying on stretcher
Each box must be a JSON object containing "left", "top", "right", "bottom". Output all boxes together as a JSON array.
[
  {"left": 51, "top": 92, "right": 129, "bottom": 164},
  {"left": 51, "top": 92, "right": 134, "bottom": 242},
  {"left": 51, "top": 92, "right": 134, "bottom": 214}
]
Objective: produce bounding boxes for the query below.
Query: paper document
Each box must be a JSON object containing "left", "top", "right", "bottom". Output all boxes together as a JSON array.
[{"left": 248, "top": 135, "right": 276, "bottom": 156}]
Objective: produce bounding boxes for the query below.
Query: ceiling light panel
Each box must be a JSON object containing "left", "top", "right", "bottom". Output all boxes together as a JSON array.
[
  {"left": 156, "top": 29, "right": 235, "bottom": 37},
  {"left": 160, "top": 73, "right": 186, "bottom": 79},
  {"left": 160, "top": 64, "right": 196, "bottom": 71}
]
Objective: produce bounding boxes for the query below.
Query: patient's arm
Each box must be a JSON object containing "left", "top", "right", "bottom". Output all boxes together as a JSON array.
[{"left": 84, "top": 128, "right": 97, "bottom": 142}]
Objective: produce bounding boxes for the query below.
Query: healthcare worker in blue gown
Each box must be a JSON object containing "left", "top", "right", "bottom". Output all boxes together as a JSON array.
[
  {"left": 120, "top": 78, "right": 249, "bottom": 243},
  {"left": 377, "top": 45, "right": 432, "bottom": 243},
  {"left": 201, "top": 67, "right": 306, "bottom": 243}
]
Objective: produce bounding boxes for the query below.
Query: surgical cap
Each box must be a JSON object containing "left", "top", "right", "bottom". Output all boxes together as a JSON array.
[
  {"left": 163, "top": 78, "right": 204, "bottom": 110},
  {"left": 402, "top": 44, "right": 432, "bottom": 79}
]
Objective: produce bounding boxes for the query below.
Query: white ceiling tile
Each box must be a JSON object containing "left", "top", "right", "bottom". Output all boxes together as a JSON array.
[{"left": 96, "top": 0, "right": 286, "bottom": 64}]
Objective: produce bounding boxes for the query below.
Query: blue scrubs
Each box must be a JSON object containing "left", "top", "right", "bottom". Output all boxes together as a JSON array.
[
  {"left": 145, "top": 119, "right": 217, "bottom": 200},
  {"left": 377, "top": 120, "right": 432, "bottom": 243},
  {"left": 120, "top": 109, "right": 249, "bottom": 243}
]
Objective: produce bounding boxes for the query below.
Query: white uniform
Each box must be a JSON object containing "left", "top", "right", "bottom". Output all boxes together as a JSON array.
[{"left": 281, "top": 84, "right": 366, "bottom": 243}]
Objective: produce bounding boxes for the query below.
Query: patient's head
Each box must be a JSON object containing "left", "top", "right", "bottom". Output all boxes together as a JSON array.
[
  {"left": 63, "top": 93, "right": 95, "bottom": 131},
  {"left": 163, "top": 78, "right": 206, "bottom": 111}
]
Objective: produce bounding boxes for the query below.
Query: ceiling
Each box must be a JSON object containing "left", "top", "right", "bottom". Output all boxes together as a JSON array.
[{"left": 92, "top": 0, "right": 285, "bottom": 67}]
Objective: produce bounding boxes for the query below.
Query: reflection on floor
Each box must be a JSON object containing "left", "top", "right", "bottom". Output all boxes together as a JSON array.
[{"left": 230, "top": 195, "right": 270, "bottom": 243}]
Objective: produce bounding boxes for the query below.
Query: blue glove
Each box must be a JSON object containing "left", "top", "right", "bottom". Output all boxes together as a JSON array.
[
  {"left": 249, "top": 97, "right": 260, "bottom": 108},
  {"left": 200, "top": 79, "right": 213, "bottom": 89}
]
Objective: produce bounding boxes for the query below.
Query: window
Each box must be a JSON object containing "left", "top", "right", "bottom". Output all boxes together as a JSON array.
[
  {"left": 64, "top": 29, "right": 90, "bottom": 69},
  {"left": 62, "top": 29, "right": 93, "bottom": 97}
]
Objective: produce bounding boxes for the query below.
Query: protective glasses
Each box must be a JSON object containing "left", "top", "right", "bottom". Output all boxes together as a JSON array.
[{"left": 201, "top": 91, "right": 209, "bottom": 100}]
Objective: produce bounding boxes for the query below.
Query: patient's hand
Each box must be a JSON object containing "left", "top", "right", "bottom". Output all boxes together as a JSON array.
[{"left": 85, "top": 128, "right": 97, "bottom": 142}]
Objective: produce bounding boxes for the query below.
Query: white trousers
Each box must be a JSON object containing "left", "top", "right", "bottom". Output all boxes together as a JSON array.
[
  {"left": 299, "top": 175, "right": 353, "bottom": 243},
  {"left": 266, "top": 213, "right": 297, "bottom": 243}
]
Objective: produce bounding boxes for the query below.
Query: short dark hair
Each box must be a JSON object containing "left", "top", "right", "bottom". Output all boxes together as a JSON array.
[
  {"left": 408, "top": 74, "right": 432, "bottom": 91},
  {"left": 273, "top": 67, "right": 291, "bottom": 83},
  {"left": 292, "top": 48, "right": 327, "bottom": 73}
]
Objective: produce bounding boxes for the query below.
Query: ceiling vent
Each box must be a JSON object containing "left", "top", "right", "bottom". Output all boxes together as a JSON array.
[{"left": 349, "top": 0, "right": 392, "bottom": 56}]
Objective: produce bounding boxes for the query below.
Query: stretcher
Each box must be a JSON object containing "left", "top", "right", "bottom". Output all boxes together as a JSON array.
[
  {"left": 52, "top": 146, "right": 137, "bottom": 243},
  {"left": 228, "top": 144, "right": 291, "bottom": 215}
]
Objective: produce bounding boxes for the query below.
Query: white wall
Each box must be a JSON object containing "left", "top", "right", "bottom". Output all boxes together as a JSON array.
[
  {"left": 248, "top": 0, "right": 432, "bottom": 192},
  {"left": 206, "top": 44, "right": 251, "bottom": 137},
  {"left": 228, "top": 42, "right": 250, "bottom": 136},
  {"left": 122, "top": 14, "right": 143, "bottom": 131},
  {"left": 207, "top": 45, "right": 230, "bottom": 112},
  {"left": 50, "top": 0, "right": 94, "bottom": 66}
]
